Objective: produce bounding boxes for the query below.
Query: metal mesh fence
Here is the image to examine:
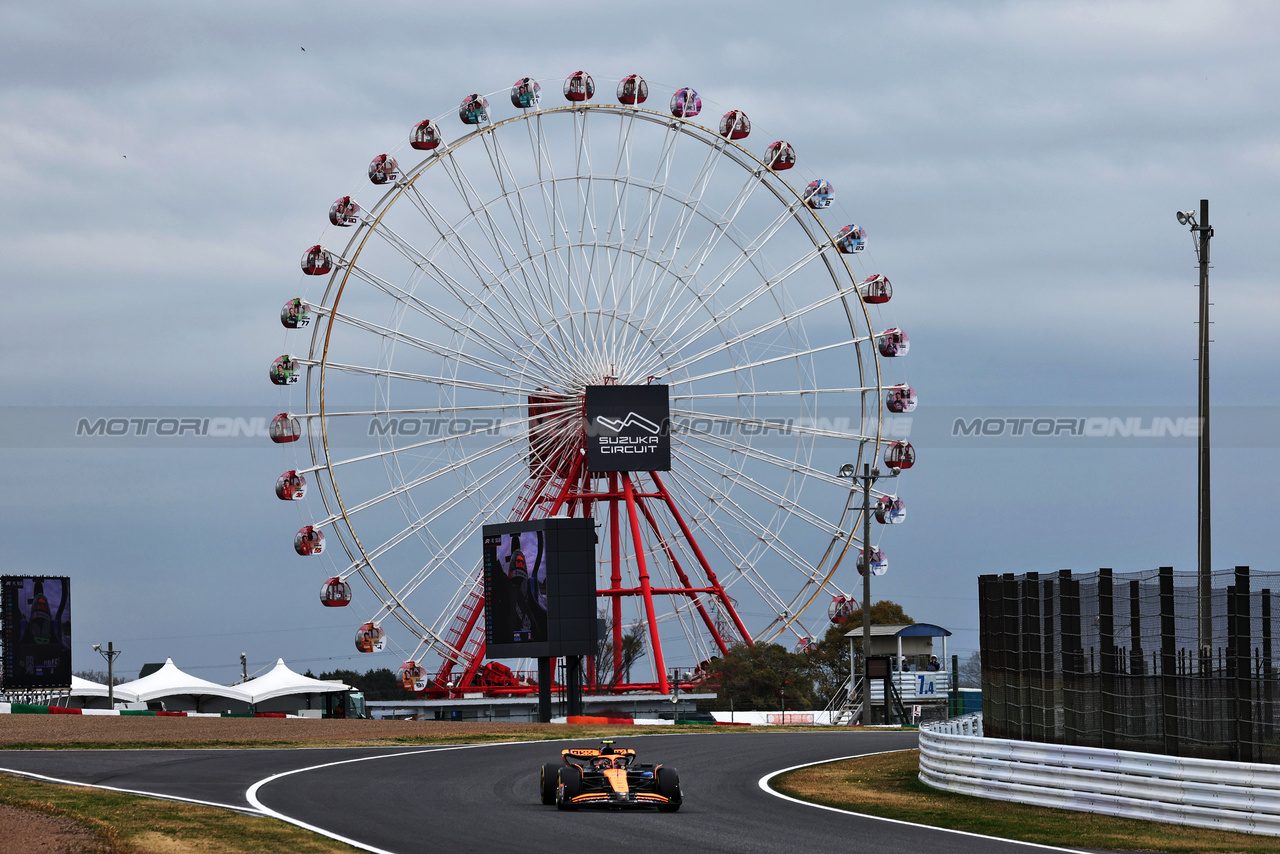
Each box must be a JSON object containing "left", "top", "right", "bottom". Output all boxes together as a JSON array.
[{"left": 979, "top": 566, "right": 1280, "bottom": 763}]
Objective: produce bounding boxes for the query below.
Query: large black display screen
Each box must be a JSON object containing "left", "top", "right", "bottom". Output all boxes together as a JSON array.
[
  {"left": 483, "top": 517, "right": 597, "bottom": 659},
  {"left": 2, "top": 576, "right": 72, "bottom": 690},
  {"left": 584, "top": 384, "right": 670, "bottom": 472}
]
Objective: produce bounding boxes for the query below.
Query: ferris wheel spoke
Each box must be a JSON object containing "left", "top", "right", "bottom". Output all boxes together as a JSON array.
[
  {"left": 673, "top": 336, "right": 857, "bottom": 386},
  {"left": 646, "top": 224, "right": 826, "bottom": 359},
  {"left": 336, "top": 254, "right": 546, "bottom": 374},
  {"left": 673, "top": 407, "right": 874, "bottom": 443},
  {"left": 631, "top": 140, "right": 732, "bottom": 334},
  {"left": 396, "top": 185, "right": 573, "bottom": 373},
  {"left": 315, "top": 359, "right": 534, "bottom": 396},
  {"left": 659, "top": 280, "right": 867, "bottom": 376},
  {"left": 669, "top": 456, "right": 824, "bottom": 583},
  {"left": 676, "top": 441, "right": 839, "bottom": 538},
  {"left": 396, "top": 183, "right": 563, "bottom": 365},
  {"left": 678, "top": 428, "right": 848, "bottom": 490},
  {"left": 315, "top": 410, "right": 538, "bottom": 472},
  {"left": 658, "top": 473, "right": 793, "bottom": 619},
  {"left": 354, "top": 449, "right": 524, "bottom": 572},
  {"left": 309, "top": 435, "right": 525, "bottom": 525},
  {"left": 329, "top": 310, "right": 521, "bottom": 381}
]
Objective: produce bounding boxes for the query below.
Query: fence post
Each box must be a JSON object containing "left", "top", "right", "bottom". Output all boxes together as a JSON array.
[
  {"left": 1022, "top": 572, "right": 1041, "bottom": 742},
  {"left": 1060, "top": 570, "right": 1081, "bottom": 745},
  {"left": 1043, "top": 576, "right": 1058, "bottom": 742},
  {"left": 977, "top": 574, "right": 1002, "bottom": 738},
  {"left": 1264, "top": 589, "right": 1274, "bottom": 742},
  {"left": 1002, "top": 572, "right": 1021, "bottom": 739},
  {"left": 1159, "top": 566, "right": 1178, "bottom": 756},
  {"left": 1234, "top": 566, "right": 1252, "bottom": 762},
  {"left": 1099, "top": 568, "right": 1116, "bottom": 750},
  {"left": 1129, "top": 580, "right": 1144, "bottom": 676}
]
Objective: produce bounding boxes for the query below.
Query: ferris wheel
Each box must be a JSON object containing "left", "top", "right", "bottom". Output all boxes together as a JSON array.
[{"left": 270, "top": 71, "right": 915, "bottom": 696}]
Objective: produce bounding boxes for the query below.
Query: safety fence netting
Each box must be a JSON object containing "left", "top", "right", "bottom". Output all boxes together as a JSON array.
[{"left": 979, "top": 566, "right": 1280, "bottom": 763}]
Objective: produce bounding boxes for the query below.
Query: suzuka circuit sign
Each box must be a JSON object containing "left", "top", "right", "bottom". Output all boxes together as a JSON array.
[{"left": 585, "top": 384, "right": 670, "bottom": 472}]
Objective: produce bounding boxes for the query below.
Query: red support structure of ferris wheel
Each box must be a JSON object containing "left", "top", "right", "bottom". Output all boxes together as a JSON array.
[{"left": 429, "top": 398, "right": 752, "bottom": 698}]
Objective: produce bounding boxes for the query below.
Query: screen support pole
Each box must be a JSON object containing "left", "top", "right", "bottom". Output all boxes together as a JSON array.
[{"left": 538, "top": 657, "right": 551, "bottom": 723}]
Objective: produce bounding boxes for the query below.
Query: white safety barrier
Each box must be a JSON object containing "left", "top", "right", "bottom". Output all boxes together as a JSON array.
[{"left": 919, "top": 714, "right": 1280, "bottom": 837}]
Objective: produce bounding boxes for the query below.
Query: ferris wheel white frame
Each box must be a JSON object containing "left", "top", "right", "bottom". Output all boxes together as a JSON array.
[{"left": 273, "top": 73, "right": 912, "bottom": 694}]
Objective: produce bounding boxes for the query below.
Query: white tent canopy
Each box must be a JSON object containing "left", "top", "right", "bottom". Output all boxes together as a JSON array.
[
  {"left": 240, "top": 659, "right": 350, "bottom": 704},
  {"left": 114, "top": 658, "right": 252, "bottom": 704},
  {"left": 70, "top": 675, "right": 137, "bottom": 703}
]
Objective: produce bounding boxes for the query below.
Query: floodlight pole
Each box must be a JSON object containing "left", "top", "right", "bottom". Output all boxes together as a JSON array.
[
  {"left": 1184, "top": 199, "right": 1214, "bottom": 665},
  {"left": 838, "top": 462, "right": 896, "bottom": 726},
  {"left": 94, "top": 641, "right": 121, "bottom": 709}
]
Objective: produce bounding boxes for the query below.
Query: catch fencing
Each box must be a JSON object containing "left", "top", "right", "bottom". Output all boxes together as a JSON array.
[
  {"left": 979, "top": 566, "right": 1280, "bottom": 762},
  {"left": 919, "top": 714, "right": 1280, "bottom": 837}
]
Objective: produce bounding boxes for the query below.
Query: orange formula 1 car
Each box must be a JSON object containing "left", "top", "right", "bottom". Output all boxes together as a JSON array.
[{"left": 540, "top": 740, "right": 682, "bottom": 812}]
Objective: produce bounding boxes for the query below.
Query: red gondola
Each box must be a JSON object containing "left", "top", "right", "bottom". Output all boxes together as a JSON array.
[
  {"left": 276, "top": 470, "right": 307, "bottom": 500},
  {"left": 828, "top": 593, "right": 858, "bottom": 624},
  {"left": 294, "top": 525, "right": 324, "bottom": 556},
  {"left": 399, "top": 660, "right": 426, "bottom": 691},
  {"left": 861, "top": 274, "right": 892, "bottom": 305},
  {"left": 301, "top": 245, "right": 332, "bottom": 276},
  {"left": 857, "top": 547, "right": 887, "bottom": 577},
  {"left": 368, "top": 153, "right": 400, "bottom": 185},
  {"left": 281, "top": 298, "right": 311, "bottom": 329},
  {"left": 617, "top": 74, "right": 648, "bottom": 105},
  {"left": 269, "top": 413, "right": 302, "bottom": 444},
  {"left": 329, "top": 196, "right": 361, "bottom": 227},
  {"left": 510, "top": 77, "right": 541, "bottom": 109},
  {"left": 563, "top": 71, "right": 594, "bottom": 102},
  {"left": 355, "top": 622, "right": 386, "bottom": 653},
  {"left": 670, "top": 87, "right": 701, "bottom": 118},
  {"left": 764, "top": 141, "right": 796, "bottom": 170},
  {"left": 884, "top": 441, "right": 915, "bottom": 470},
  {"left": 794, "top": 636, "right": 817, "bottom": 655},
  {"left": 269, "top": 355, "right": 300, "bottom": 386},
  {"left": 875, "top": 496, "right": 907, "bottom": 525},
  {"left": 885, "top": 384, "right": 917, "bottom": 414},
  {"left": 459, "top": 94, "right": 489, "bottom": 125},
  {"left": 877, "top": 328, "right": 909, "bottom": 358},
  {"left": 410, "top": 119, "right": 442, "bottom": 151},
  {"left": 836, "top": 224, "right": 866, "bottom": 254},
  {"left": 320, "top": 576, "right": 352, "bottom": 607},
  {"left": 803, "top": 179, "right": 834, "bottom": 210},
  {"left": 718, "top": 110, "right": 751, "bottom": 140}
]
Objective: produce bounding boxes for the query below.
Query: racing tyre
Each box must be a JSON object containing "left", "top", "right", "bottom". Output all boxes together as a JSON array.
[
  {"left": 656, "top": 765, "right": 681, "bottom": 812},
  {"left": 556, "top": 765, "right": 581, "bottom": 811},
  {"left": 540, "top": 763, "right": 560, "bottom": 805}
]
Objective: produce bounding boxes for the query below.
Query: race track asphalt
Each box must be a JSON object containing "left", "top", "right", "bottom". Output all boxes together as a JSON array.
[{"left": 1, "top": 731, "right": 1094, "bottom": 854}]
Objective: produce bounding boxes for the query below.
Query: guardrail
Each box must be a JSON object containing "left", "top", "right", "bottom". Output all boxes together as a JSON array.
[{"left": 919, "top": 713, "right": 1280, "bottom": 837}]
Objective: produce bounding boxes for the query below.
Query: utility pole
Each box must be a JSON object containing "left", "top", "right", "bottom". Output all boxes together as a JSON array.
[
  {"left": 1178, "top": 200, "right": 1214, "bottom": 667},
  {"left": 838, "top": 461, "right": 898, "bottom": 726},
  {"left": 92, "top": 642, "right": 121, "bottom": 709}
]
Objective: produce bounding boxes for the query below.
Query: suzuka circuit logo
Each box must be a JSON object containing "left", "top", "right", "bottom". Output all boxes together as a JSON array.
[
  {"left": 595, "top": 412, "right": 662, "bottom": 435},
  {"left": 585, "top": 384, "right": 671, "bottom": 472}
]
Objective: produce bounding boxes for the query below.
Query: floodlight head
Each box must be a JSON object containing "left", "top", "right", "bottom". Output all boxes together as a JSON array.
[
  {"left": 92, "top": 643, "right": 100, "bottom": 651},
  {"left": 890, "top": 466, "right": 902, "bottom": 477},
  {"left": 838, "top": 463, "right": 856, "bottom": 478},
  {"left": 1177, "top": 210, "right": 1197, "bottom": 226}
]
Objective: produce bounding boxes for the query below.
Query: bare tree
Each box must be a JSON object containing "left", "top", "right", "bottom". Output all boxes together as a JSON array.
[{"left": 593, "top": 608, "right": 647, "bottom": 689}]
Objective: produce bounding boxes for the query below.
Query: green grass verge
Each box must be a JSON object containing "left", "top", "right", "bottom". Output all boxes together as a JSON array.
[
  {"left": 772, "top": 750, "right": 1278, "bottom": 853},
  {"left": 0, "top": 773, "right": 362, "bottom": 853}
]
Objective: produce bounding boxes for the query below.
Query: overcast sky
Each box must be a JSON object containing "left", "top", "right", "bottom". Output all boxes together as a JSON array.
[{"left": 3, "top": 1, "right": 1279, "bottom": 685}]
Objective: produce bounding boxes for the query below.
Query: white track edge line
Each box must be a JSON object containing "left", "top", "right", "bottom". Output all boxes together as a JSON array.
[
  {"left": 757, "top": 750, "right": 1093, "bottom": 854},
  {"left": 0, "top": 766, "right": 261, "bottom": 815}
]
